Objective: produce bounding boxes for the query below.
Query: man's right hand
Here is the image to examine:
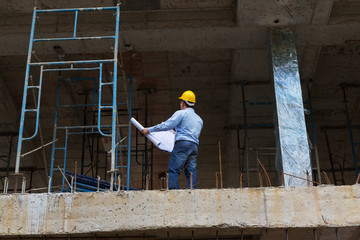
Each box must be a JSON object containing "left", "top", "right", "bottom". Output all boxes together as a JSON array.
[{"left": 141, "top": 128, "right": 150, "bottom": 135}]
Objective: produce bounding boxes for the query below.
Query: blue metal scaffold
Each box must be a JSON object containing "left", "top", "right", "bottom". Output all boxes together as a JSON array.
[{"left": 15, "top": 5, "right": 133, "bottom": 191}]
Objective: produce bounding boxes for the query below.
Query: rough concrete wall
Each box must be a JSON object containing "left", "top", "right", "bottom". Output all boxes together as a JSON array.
[{"left": 0, "top": 185, "right": 359, "bottom": 236}]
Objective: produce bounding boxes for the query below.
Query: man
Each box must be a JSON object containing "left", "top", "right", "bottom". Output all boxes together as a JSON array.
[{"left": 142, "top": 90, "right": 203, "bottom": 189}]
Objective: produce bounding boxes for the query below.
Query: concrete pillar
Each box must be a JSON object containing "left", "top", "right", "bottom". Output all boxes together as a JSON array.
[{"left": 269, "top": 28, "right": 312, "bottom": 187}]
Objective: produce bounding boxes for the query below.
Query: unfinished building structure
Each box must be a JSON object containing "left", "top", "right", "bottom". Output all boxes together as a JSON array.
[{"left": 0, "top": 0, "right": 360, "bottom": 239}]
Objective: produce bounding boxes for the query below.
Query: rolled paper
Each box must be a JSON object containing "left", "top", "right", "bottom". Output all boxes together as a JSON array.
[{"left": 131, "top": 118, "right": 161, "bottom": 146}]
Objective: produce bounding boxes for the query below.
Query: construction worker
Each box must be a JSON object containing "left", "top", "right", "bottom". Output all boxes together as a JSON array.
[{"left": 142, "top": 90, "right": 203, "bottom": 189}]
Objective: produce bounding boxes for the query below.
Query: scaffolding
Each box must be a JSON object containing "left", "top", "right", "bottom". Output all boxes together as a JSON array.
[{"left": 15, "top": 5, "right": 133, "bottom": 191}]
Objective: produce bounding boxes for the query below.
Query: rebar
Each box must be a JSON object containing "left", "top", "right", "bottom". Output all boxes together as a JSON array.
[
  {"left": 256, "top": 158, "right": 272, "bottom": 186},
  {"left": 239, "top": 172, "right": 243, "bottom": 188},
  {"left": 190, "top": 171, "right": 193, "bottom": 190},
  {"left": 3, "top": 177, "right": 8, "bottom": 194},
  {"left": 117, "top": 175, "right": 121, "bottom": 192},
  {"left": 21, "top": 177, "right": 26, "bottom": 193},
  {"left": 97, "top": 175, "right": 100, "bottom": 192},
  {"left": 336, "top": 228, "right": 340, "bottom": 240},
  {"left": 259, "top": 171, "right": 263, "bottom": 187},
  {"left": 285, "top": 229, "right": 288, "bottom": 240},
  {"left": 322, "top": 171, "right": 331, "bottom": 184},
  {"left": 70, "top": 176, "right": 74, "bottom": 193},
  {"left": 280, "top": 171, "right": 284, "bottom": 186},
  {"left": 166, "top": 172, "right": 169, "bottom": 190},
  {"left": 283, "top": 172, "right": 320, "bottom": 185},
  {"left": 146, "top": 174, "right": 149, "bottom": 190},
  {"left": 306, "top": 171, "right": 311, "bottom": 186},
  {"left": 313, "top": 228, "right": 317, "bottom": 240},
  {"left": 218, "top": 141, "right": 223, "bottom": 188},
  {"left": 356, "top": 173, "right": 360, "bottom": 184},
  {"left": 241, "top": 230, "right": 244, "bottom": 240},
  {"left": 216, "top": 172, "right": 219, "bottom": 189}
]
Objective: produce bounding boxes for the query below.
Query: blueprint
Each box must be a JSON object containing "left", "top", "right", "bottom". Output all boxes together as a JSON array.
[{"left": 131, "top": 118, "right": 175, "bottom": 152}]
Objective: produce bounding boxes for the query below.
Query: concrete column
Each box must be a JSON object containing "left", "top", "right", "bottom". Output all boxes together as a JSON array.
[{"left": 269, "top": 28, "right": 312, "bottom": 187}]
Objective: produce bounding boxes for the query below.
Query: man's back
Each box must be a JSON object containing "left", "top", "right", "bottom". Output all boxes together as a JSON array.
[{"left": 175, "top": 108, "right": 203, "bottom": 144}]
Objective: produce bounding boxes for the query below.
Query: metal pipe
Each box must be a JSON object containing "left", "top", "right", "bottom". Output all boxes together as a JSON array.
[
  {"left": 15, "top": 8, "right": 37, "bottom": 174},
  {"left": 36, "top": 6, "right": 118, "bottom": 13},
  {"left": 73, "top": 11, "right": 78, "bottom": 38},
  {"left": 29, "top": 59, "right": 115, "bottom": 66},
  {"left": 34, "top": 36, "right": 116, "bottom": 42},
  {"left": 127, "top": 75, "right": 132, "bottom": 190},
  {"left": 43, "top": 67, "right": 100, "bottom": 72},
  {"left": 21, "top": 139, "right": 58, "bottom": 157}
]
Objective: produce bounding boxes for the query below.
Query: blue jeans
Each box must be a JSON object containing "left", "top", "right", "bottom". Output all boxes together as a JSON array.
[{"left": 168, "top": 140, "right": 198, "bottom": 189}]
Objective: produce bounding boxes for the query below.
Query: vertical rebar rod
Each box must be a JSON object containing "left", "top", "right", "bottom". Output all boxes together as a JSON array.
[
  {"left": 146, "top": 174, "right": 149, "bottom": 190},
  {"left": 285, "top": 229, "right": 288, "bottom": 240},
  {"left": 239, "top": 172, "right": 243, "bottom": 188},
  {"left": 166, "top": 172, "right": 169, "bottom": 190},
  {"left": 218, "top": 141, "right": 223, "bottom": 188},
  {"left": 70, "top": 176, "right": 74, "bottom": 193},
  {"left": 21, "top": 177, "right": 26, "bottom": 193},
  {"left": 97, "top": 176, "right": 100, "bottom": 192},
  {"left": 190, "top": 171, "right": 193, "bottom": 190},
  {"left": 313, "top": 228, "right": 317, "bottom": 240},
  {"left": 336, "top": 228, "right": 340, "bottom": 240},
  {"left": 117, "top": 175, "right": 121, "bottom": 192},
  {"left": 216, "top": 172, "right": 219, "bottom": 189},
  {"left": 3, "top": 177, "right": 8, "bottom": 194}
]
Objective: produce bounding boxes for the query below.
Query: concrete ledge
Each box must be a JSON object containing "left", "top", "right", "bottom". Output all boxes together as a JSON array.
[{"left": 0, "top": 185, "right": 360, "bottom": 236}]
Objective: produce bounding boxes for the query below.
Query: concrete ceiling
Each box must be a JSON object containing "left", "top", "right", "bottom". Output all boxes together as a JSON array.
[{"left": 0, "top": 0, "right": 360, "bottom": 190}]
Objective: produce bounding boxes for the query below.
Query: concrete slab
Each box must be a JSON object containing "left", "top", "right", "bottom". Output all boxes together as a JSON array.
[{"left": 0, "top": 185, "right": 360, "bottom": 237}]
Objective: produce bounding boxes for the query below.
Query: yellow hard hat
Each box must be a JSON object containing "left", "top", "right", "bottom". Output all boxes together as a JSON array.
[{"left": 179, "top": 90, "right": 196, "bottom": 105}]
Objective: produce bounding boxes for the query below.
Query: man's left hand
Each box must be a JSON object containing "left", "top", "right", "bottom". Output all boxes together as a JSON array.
[{"left": 142, "top": 128, "right": 150, "bottom": 135}]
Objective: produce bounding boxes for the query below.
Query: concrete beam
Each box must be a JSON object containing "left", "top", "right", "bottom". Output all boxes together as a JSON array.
[
  {"left": 1, "top": 23, "right": 360, "bottom": 56},
  {"left": 0, "top": 186, "right": 360, "bottom": 236}
]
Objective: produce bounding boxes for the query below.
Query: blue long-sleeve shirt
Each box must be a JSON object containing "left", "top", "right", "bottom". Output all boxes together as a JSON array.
[{"left": 148, "top": 108, "right": 203, "bottom": 145}]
